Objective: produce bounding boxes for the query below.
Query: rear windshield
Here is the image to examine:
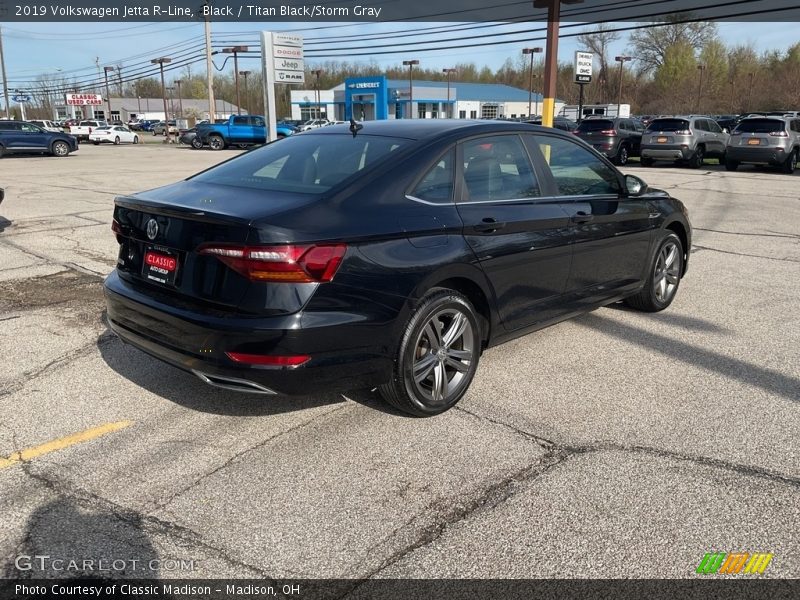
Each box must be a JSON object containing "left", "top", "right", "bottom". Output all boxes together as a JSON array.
[
  {"left": 646, "top": 119, "right": 690, "bottom": 132},
  {"left": 95, "top": 127, "right": 110, "bottom": 131},
  {"left": 576, "top": 120, "right": 614, "bottom": 132},
  {"left": 734, "top": 119, "right": 785, "bottom": 133},
  {"left": 191, "top": 134, "right": 409, "bottom": 194}
]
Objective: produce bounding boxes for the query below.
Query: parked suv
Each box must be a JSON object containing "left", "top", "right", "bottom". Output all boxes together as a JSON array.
[
  {"left": 573, "top": 117, "right": 642, "bottom": 165},
  {"left": 0, "top": 120, "right": 78, "bottom": 157},
  {"left": 641, "top": 116, "right": 730, "bottom": 168},
  {"left": 725, "top": 117, "right": 800, "bottom": 174}
]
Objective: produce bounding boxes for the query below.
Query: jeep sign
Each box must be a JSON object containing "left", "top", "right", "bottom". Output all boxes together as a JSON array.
[{"left": 574, "top": 51, "right": 594, "bottom": 84}]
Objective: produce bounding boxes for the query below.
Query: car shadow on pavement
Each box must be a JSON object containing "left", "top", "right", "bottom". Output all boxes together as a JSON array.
[
  {"left": 577, "top": 311, "right": 798, "bottom": 403},
  {"left": 0, "top": 217, "right": 11, "bottom": 233},
  {"left": 605, "top": 302, "right": 730, "bottom": 334},
  {"left": 96, "top": 324, "right": 346, "bottom": 417},
  {"left": 0, "top": 496, "right": 172, "bottom": 587}
]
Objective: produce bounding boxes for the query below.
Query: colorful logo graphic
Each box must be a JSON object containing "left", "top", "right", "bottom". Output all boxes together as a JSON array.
[{"left": 696, "top": 552, "right": 773, "bottom": 575}]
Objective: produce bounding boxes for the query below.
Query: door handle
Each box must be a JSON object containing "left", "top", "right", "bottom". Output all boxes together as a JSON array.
[
  {"left": 474, "top": 218, "right": 506, "bottom": 233},
  {"left": 571, "top": 211, "right": 594, "bottom": 224}
]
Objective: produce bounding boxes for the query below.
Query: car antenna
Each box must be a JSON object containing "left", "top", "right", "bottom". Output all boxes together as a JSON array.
[{"left": 349, "top": 119, "right": 363, "bottom": 138}]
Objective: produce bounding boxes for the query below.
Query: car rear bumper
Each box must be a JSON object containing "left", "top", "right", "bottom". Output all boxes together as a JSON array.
[
  {"left": 103, "top": 271, "right": 394, "bottom": 395},
  {"left": 641, "top": 145, "right": 692, "bottom": 160},
  {"left": 726, "top": 146, "right": 787, "bottom": 165}
]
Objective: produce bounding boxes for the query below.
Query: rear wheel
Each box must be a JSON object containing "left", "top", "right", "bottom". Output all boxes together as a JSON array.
[
  {"left": 688, "top": 145, "right": 704, "bottom": 169},
  {"left": 624, "top": 232, "right": 684, "bottom": 312},
  {"left": 208, "top": 135, "right": 225, "bottom": 151},
  {"left": 782, "top": 149, "right": 797, "bottom": 174},
  {"left": 133, "top": 136, "right": 139, "bottom": 144},
  {"left": 379, "top": 289, "right": 481, "bottom": 417},
  {"left": 92, "top": 141, "right": 100, "bottom": 145},
  {"left": 191, "top": 137, "right": 204, "bottom": 149},
  {"left": 725, "top": 159, "right": 739, "bottom": 171},
  {"left": 51, "top": 141, "right": 70, "bottom": 157},
  {"left": 114, "top": 136, "right": 120, "bottom": 145}
]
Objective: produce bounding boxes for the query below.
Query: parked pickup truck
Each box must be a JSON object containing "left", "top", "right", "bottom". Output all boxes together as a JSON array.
[
  {"left": 69, "top": 120, "right": 108, "bottom": 143},
  {"left": 196, "top": 115, "right": 293, "bottom": 150}
]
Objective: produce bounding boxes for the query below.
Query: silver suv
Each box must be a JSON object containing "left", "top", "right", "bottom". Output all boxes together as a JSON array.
[
  {"left": 641, "top": 116, "right": 729, "bottom": 168},
  {"left": 725, "top": 117, "right": 800, "bottom": 174}
]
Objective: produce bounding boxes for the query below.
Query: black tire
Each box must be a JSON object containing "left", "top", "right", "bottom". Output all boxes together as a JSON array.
[
  {"left": 379, "top": 289, "right": 481, "bottom": 417},
  {"left": 0, "top": 145, "right": 4, "bottom": 158},
  {"left": 208, "top": 135, "right": 226, "bottom": 151},
  {"left": 51, "top": 141, "right": 70, "bottom": 157},
  {"left": 688, "top": 145, "right": 704, "bottom": 169},
  {"left": 614, "top": 144, "right": 629, "bottom": 166},
  {"left": 191, "top": 137, "right": 204, "bottom": 149},
  {"left": 624, "top": 232, "right": 684, "bottom": 313},
  {"left": 133, "top": 136, "right": 139, "bottom": 145},
  {"left": 114, "top": 136, "right": 120, "bottom": 145},
  {"left": 92, "top": 141, "right": 100, "bottom": 145},
  {"left": 640, "top": 156, "right": 654, "bottom": 167},
  {"left": 725, "top": 159, "right": 739, "bottom": 171},
  {"left": 781, "top": 149, "right": 797, "bottom": 174}
]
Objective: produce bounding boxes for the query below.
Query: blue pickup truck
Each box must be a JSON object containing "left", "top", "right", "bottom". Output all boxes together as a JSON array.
[{"left": 196, "top": 115, "right": 294, "bottom": 150}]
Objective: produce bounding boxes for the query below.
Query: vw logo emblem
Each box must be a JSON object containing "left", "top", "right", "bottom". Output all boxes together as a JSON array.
[{"left": 146, "top": 219, "right": 159, "bottom": 240}]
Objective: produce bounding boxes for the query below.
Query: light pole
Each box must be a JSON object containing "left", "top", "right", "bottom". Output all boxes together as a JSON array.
[
  {"left": 522, "top": 47, "right": 543, "bottom": 118},
  {"left": 238, "top": 71, "right": 251, "bottom": 114},
  {"left": 534, "top": 0, "right": 584, "bottom": 127},
  {"left": 166, "top": 87, "right": 175, "bottom": 119},
  {"left": 174, "top": 79, "right": 184, "bottom": 118},
  {"left": 103, "top": 66, "right": 116, "bottom": 122},
  {"left": 223, "top": 46, "right": 248, "bottom": 115},
  {"left": 150, "top": 57, "right": 173, "bottom": 143},
  {"left": 311, "top": 69, "right": 323, "bottom": 119},
  {"left": 696, "top": 64, "right": 706, "bottom": 114},
  {"left": 0, "top": 26, "right": 10, "bottom": 119},
  {"left": 442, "top": 68, "right": 456, "bottom": 118},
  {"left": 402, "top": 59, "right": 419, "bottom": 119},
  {"left": 615, "top": 55, "right": 632, "bottom": 117}
]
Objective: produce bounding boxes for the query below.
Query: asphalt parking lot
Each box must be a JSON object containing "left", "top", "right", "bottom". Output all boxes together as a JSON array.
[{"left": 0, "top": 143, "right": 798, "bottom": 582}]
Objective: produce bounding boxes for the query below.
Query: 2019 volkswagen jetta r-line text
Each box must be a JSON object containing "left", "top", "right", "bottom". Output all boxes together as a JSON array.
[{"left": 104, "top": 120, "right": 691, "bottom": 416}]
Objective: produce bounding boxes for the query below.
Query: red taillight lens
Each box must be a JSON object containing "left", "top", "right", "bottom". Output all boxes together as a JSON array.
[
  {"left": 675, "top": 129, "right": 692, "bottom": 135},
  {"left": 225, "top": 352, "right": 310, "bottom": 366},
  {"left": 111, "top": 219, "right": 122, "bottom": 235},
  {"left": 199, "top": 244, "right": 347, "bottom": 283},
  {"left": 599, "top": 129, "right": 617, "bottom": 135},
  {"left": 768, "top": 130, "right": 788, "bottom": 137}
]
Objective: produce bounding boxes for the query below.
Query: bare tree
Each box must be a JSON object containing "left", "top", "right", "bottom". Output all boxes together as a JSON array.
[{"left": 577, "top": 23, "right": 620, "bottom": 107}]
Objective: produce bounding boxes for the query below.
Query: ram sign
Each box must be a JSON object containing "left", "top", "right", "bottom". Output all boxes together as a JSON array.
[{"left": 574, "top": 51, "right": 594, "bottom": 84}]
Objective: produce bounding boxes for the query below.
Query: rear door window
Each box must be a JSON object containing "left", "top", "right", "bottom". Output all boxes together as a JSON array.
[
  {"left": 460, "top": 135, "right": 539, "bottom": 202},
  {"left": 411, "top": 148, "right": 455, "bottom": 203}
]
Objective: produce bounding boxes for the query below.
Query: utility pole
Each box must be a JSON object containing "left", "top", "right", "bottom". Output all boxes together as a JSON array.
[
  {"left": 175, "top": 79, "right": 184, "bottom": 117},
  {"left": 0, "top": 26, "right": 12, "bottom": 119},
  {"left": 151, "top": 57, "right": 173, "bottom": 143},
  {"left": 223, "top": 46, "right": 248, "bottom": 115},
  {"left": 204, "top": 0, "right": 215, "bottom": 121},
  {"left": 311, "top": 69, "right": 323, "bottom": 119},
  {"left": 104, "top": 66, "right": 116, "bottom": 122},
  {"left": 442, "top": 68, "right": 456, "bottom": 118},
  {"left": 696, "top": 64, "right": 706, "bottom": 114}
]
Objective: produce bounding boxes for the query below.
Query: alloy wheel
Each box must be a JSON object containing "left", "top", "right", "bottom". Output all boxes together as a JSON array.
[
  {"left": 653, "top": 241, "right": 681, "bottom": 304},
  {"left": 411, "top": 308, "right": 475, "bottom": 406}
]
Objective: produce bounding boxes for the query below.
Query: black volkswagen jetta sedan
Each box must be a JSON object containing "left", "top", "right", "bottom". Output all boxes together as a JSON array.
[{"left": 104, "top": 120, "right": 691, "bottom": 416}]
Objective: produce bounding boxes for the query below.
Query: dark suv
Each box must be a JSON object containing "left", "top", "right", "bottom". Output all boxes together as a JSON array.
[
  {"left": 726, "top": 117, "right": 800, "bottom": 174},
  {"left": 573, "top": 117, "right": 643, "bottom": 165},
  {"left": 0, "top": 121, "right": 78, "bottom": 158}
]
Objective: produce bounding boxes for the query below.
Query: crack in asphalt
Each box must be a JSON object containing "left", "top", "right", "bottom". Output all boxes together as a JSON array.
[
  {"left": 148, "top": 403, "right": 351, "bottom": 515},
  {"left": 692, "top": 244, "right": 800, "bottom": 263},
  {"left": 693, "top": 227, "right": 800, "bottom": 240}
]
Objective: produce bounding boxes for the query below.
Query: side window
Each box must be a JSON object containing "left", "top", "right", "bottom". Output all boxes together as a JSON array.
[
  {"left": 21, "top": 123, "right": 41, "bottom": 132},
  {"left": 411, "top": 148, "right": 455, "bottom": 204},
  {"left": 251, "top": 117, "right": 265, "bottom": 127},
  {"left": 708, "top": 120, "right": 722, "bottom": 133},
  {"left": 535, "top": 135, "right": 621, "bottom": 196},
  {"left": 461, "top": 135, "right": 539, "bottom": 202},
  {"left": 695, "top": 120, "right": 708, "bottom": 132},
  {"left": 232, "top": 116, "right": 248, "bottom": 126}
]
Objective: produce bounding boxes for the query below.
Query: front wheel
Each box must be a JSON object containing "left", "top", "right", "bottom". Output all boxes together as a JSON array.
[
  {"left": 379, "top": 289, "right": 481, "bottom": 417},
  {"left": 51, "top": 141, "right": 70, "bottom": 157},
  {"left": 640, "top": 157, "right": 654, "bottom": 167},
  {"left": 114, "top": 136, "right": 120, "bottom": 145},
  {"left": 614, "top": 145, "right": 629, "bottom": 166},
  {"left": 624, "top": 232, "right": 684, "bottom": 312},
  {"left": 688, "top": 146, "right": 704, "bottom": 169}
]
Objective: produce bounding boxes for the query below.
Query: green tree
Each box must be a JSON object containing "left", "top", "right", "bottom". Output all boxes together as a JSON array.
[{"left": 630, "top": 15, "right": 717, "bottom": 73}]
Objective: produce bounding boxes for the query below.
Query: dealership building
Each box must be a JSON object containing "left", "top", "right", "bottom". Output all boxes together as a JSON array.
[
  {"left": 290, "top": 75, "right": 565, "bottom": 121},
  {"left": 52, "top": 97, "right": 244, "bottom": 122}
]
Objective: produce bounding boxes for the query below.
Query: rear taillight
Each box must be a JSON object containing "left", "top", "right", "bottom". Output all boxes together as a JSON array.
[
  {"left": 599, "top": 129, "right": 617, "bottom": 135},
  {"left": 768, "top": 130, "right": 788, "bottom": 137},
  {"left": 225, "top": 352, "right": 310, "bottom": 367},
  {"left": 111, "top": 219, "right": 122, "bottom": 235},
  {"left": 198, "top": 244, "right": 347, "bottom": 283},
  {"left": 675, "top": 129, "right": 692, "bottom": 135}
]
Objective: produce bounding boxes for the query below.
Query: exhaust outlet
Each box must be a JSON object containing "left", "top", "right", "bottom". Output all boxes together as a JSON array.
[{"left": 192, "top": 370, "right": 278, "bottom": 395}]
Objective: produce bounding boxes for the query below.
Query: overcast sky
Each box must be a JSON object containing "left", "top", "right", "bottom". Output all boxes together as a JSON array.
[{"left": 3, "top": 21, "right": 799, "bottom": 88}]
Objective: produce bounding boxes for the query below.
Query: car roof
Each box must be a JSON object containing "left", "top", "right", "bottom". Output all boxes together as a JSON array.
[{"left": 304, "top": 119, "right": 559, "bottom": 141}]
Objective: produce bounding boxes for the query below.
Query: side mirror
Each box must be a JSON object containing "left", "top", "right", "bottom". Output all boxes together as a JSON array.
[
  {"left": 625, "top": 174, "right": 647, "bottom": 197},
  {"left": 722, "top": 127, "right": 729, "bottom": 134}
]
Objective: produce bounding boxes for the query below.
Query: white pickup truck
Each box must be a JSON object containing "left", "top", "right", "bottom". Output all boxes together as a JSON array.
[{"left": 69, "top": 120, "right": 108, "bottom": 143}]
